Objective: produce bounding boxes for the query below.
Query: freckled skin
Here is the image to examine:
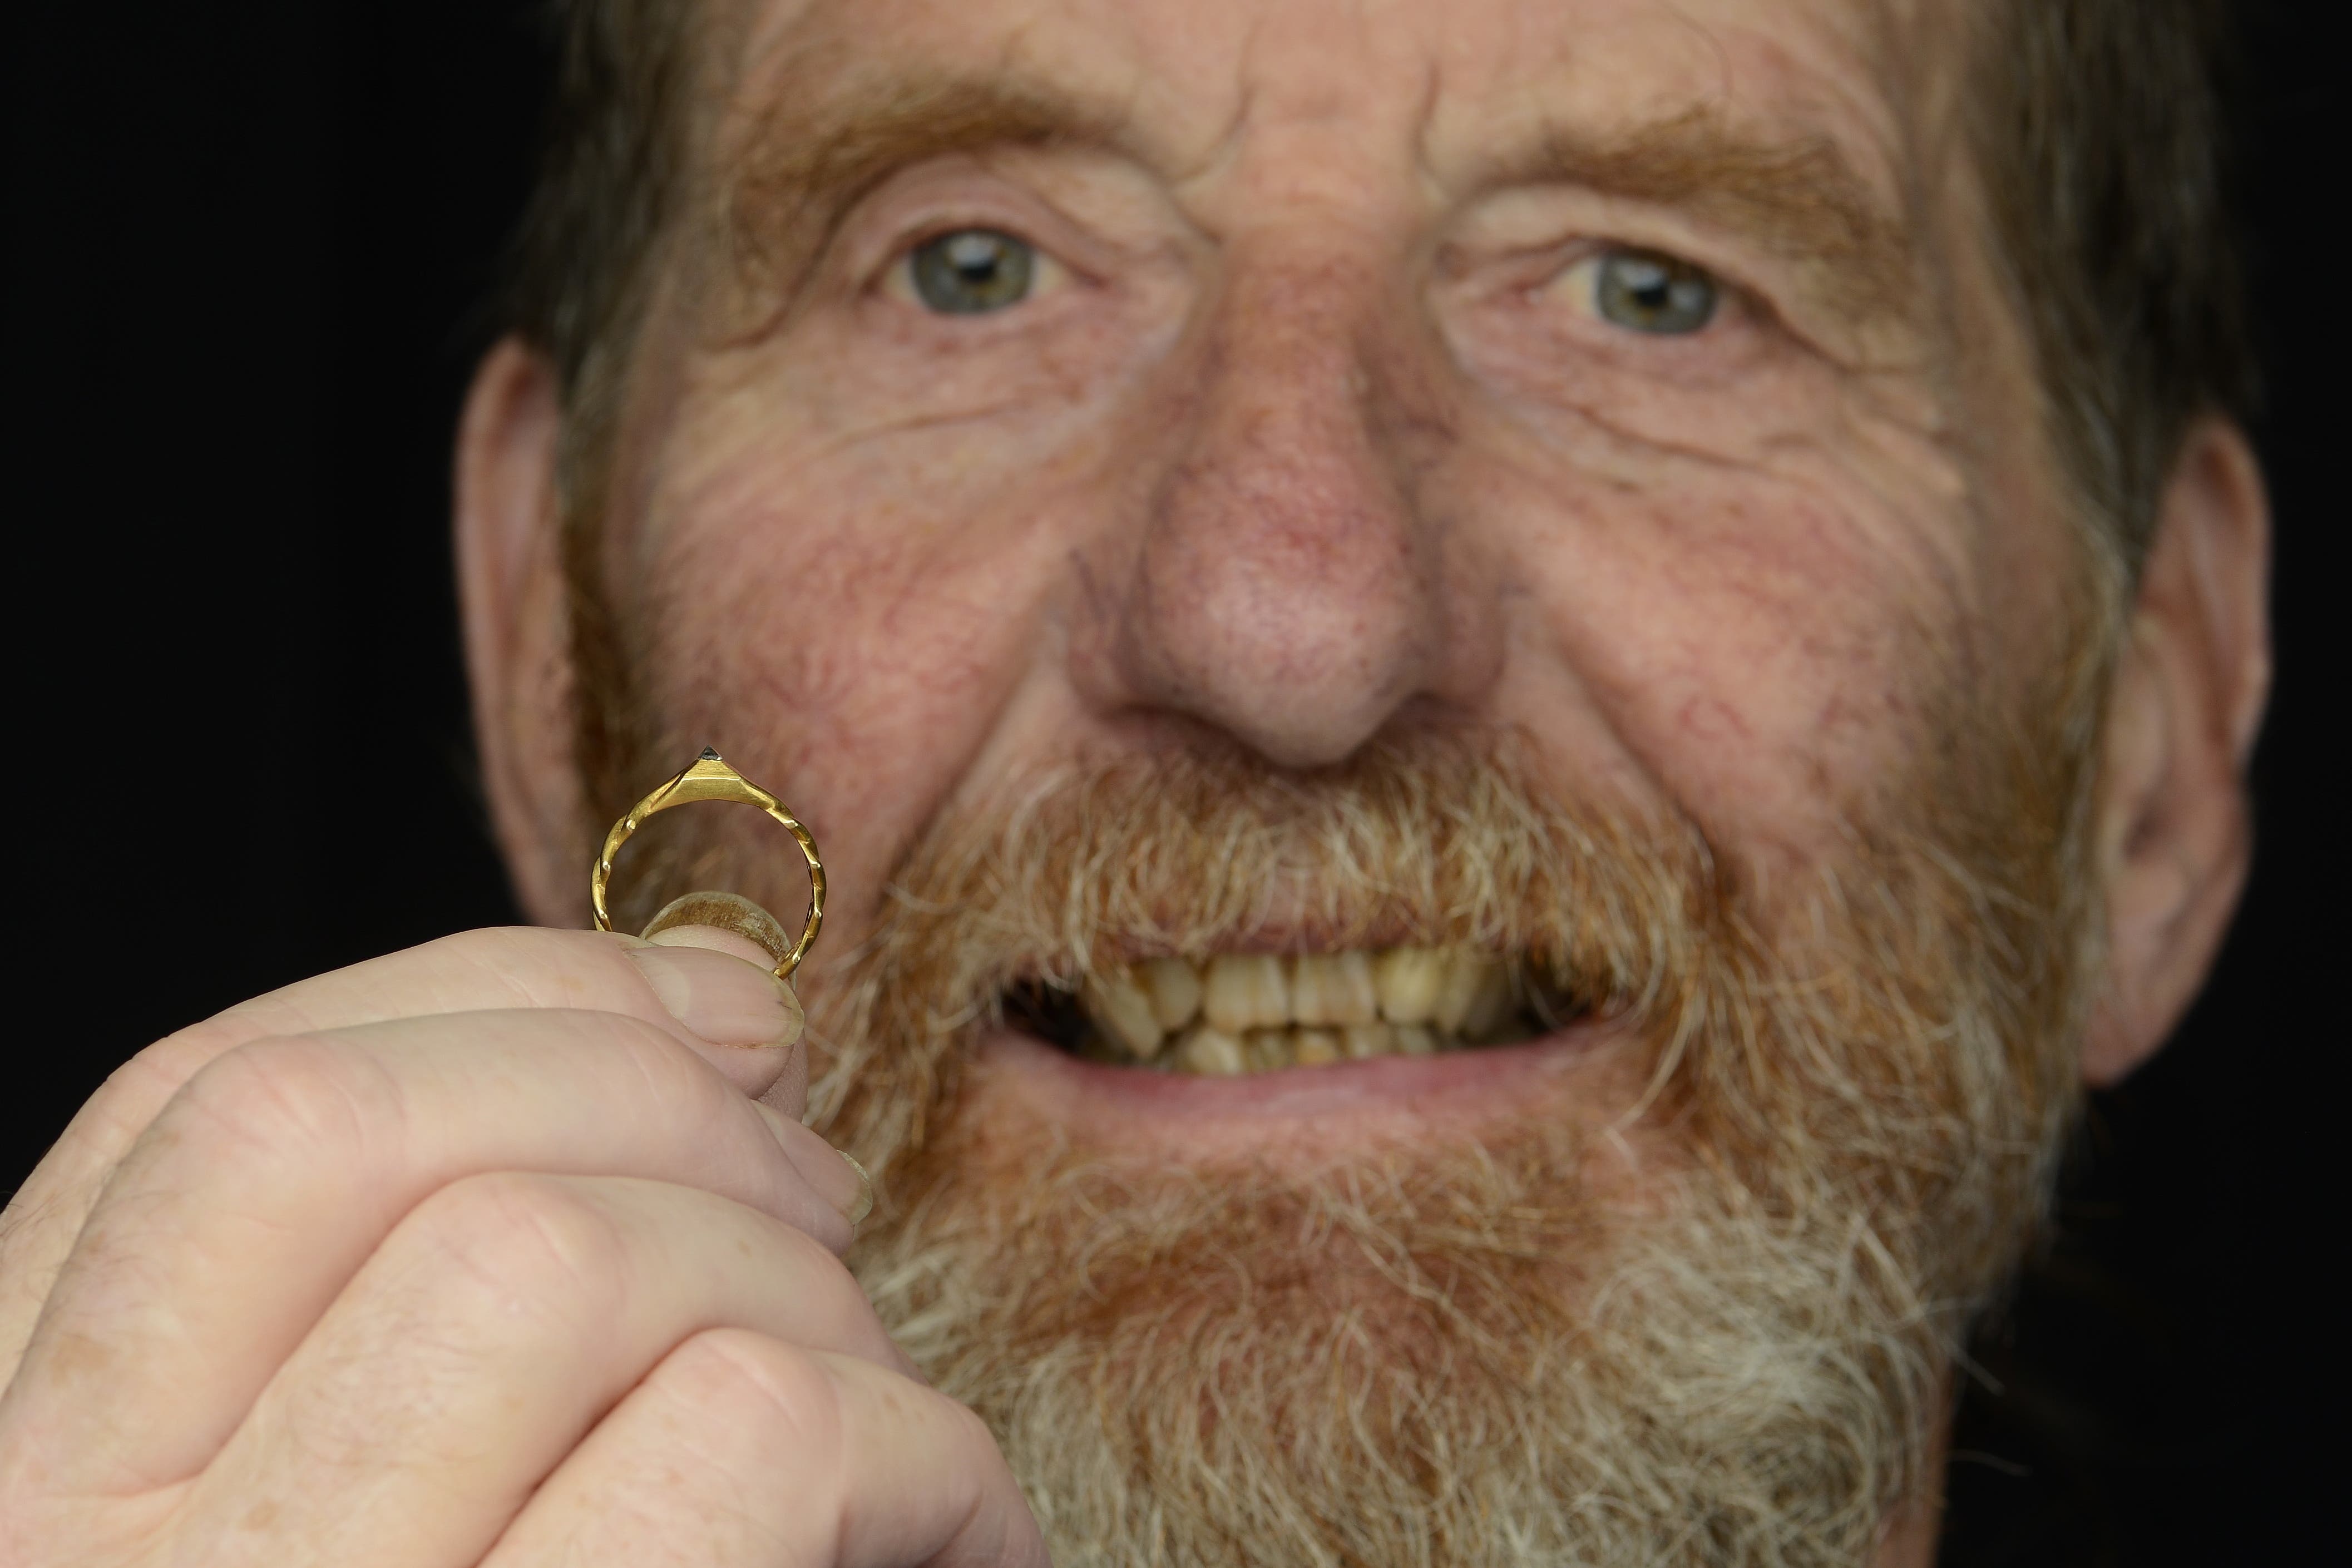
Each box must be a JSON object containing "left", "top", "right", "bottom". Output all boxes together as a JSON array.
[
  {"left": 543, "top": 23, "right": 2114, "bottom": 1397},
  {"left": 603, "top": 0, "right": 2068, "bottom": 946}
]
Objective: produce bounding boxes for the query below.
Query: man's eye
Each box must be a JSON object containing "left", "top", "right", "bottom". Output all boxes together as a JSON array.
[
  {"left": 1580, "top": 248, "right": 1719, "bottom": 335},
  {"left": 904, "top": 228, "right": 1040, "bottom": 315}
]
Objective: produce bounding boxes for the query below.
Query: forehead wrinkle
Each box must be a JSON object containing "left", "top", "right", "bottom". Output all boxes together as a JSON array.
[{"left": 1476, "top": 105, "right": 1920, "bottom": 326}]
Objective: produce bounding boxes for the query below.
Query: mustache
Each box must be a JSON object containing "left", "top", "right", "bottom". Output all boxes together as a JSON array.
[
  {"left": 804, "top": 733, "right": 1735, "bottom": 1158},
  {"left": 599, "top": 728, "right": 1725, "bottom": 1155},
  {"left": 856, "top": 731, "right": 1726, "bottom": 1008},
  {"left": 612, "top": 709, "right": 2093, "bottom": 1227}
]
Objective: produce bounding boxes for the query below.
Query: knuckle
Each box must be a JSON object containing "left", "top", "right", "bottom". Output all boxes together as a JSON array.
[
  {"left": 929, "top": 1384, "right": 1007, "bottom": 1481},
  {"left": 14, "top": 1029, "right": 235, "bottom": 1204},
  {"left": 666, "top": 1329, "right": 851, "bottom": 1462},
  {"left": 400, "top": 1173, "right": 629, "bottom": 1323},
  {"left": 941, "top": 1386, "right": 999, "bottom": 1453},
  {"left": 166, "top": 1035, "right": 398, "bottom": 1173},
  {"left": 100, "top": 1028, "right": 223, "bottom": 1129},
  {"left": 431, "top": 924, "right": 644, "bottom": 1006},
  {"left": 604, "top": 1021, "right": 725, "bottom": 1106}
]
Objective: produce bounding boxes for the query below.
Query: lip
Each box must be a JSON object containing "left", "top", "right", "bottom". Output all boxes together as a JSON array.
[{"left": 974, "top": 1014, "right": 1636, "bottom": 1156}]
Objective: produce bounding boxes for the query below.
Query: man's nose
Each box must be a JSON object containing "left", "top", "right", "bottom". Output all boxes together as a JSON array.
[{"left": 1091, "top": 248, "right": 1479, "bottom": 770}]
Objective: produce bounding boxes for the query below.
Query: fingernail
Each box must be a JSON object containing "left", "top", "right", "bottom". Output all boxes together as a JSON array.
[
  {"left": 834, "top": 1149, "right": 874, "bottom": 1228},
  {"left": 753, "top": 1109, "right": 874, "bottom": 1226},
  {"left": 624, "top": 942, "right": 805, "bottom": 1049}
]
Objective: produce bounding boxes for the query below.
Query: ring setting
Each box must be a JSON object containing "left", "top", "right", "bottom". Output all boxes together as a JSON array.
[{"left": 590, "top": 748, "right": 826, "bottom": 981}]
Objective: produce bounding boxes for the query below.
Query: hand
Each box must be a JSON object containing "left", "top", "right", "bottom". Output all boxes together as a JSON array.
[{"left": 0, "top": 925, "right": 1045, "bottom": 1566}]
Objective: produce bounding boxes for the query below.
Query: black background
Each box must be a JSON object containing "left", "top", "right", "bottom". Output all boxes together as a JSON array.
[{"left": 9, "top": 4, "right": 2345, "bottom": 1560}]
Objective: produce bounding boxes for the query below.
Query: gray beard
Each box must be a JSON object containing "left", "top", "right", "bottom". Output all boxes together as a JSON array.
[
  {"left": 856, "top": 1132, "right": 1965, "bottom": 1567},
  {"left": 814, "top": 733, "right": 2097, "bottom": 1565},
  {"left": 602, "top": 668, "right": 2104, "bottom": 1563}
]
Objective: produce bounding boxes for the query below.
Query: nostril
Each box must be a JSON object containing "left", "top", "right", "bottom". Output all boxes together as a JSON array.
[{"left": 1114, "top": 570, "right": 1436, "bottom": 771}]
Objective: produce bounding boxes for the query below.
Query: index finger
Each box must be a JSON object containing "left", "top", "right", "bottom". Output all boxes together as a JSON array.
[
  {"left": 0, "top": 924, "right": 809, "bottom": 1372},
  {"left": 42, "top": 923, "right": 800, "bottom": 1170}
]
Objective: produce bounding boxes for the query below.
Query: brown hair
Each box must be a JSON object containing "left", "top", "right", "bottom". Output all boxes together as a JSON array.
[
  {"left": 506, "top": 0, "right": 697, "bottom": 472},
  {"left": 1966, "top": 0, "right": 2255, "bottom": 566},
  {"left": 504, "top": 0, "right": 2255, "bottom": 573}
]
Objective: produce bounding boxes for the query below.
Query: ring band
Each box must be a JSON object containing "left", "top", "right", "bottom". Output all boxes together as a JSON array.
[{"left": 590, "top": 748, "right": 826, "bottom": 981}]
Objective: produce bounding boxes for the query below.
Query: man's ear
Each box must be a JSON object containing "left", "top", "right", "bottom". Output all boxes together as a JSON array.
[
  {"left": 454, "top": 337, "right": 589, "bottom": 928},
  {"left": 2084, "top": 416, "right": 2272, "bottom": 1085}
]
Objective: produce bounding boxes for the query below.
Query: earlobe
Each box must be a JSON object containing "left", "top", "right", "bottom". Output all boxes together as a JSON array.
[
  {"left": 2083, "top": 417, "right": 2272, "bottom": 1085},
  {"left": 454, "top": 338, "right": 589, "bottom": 928}
]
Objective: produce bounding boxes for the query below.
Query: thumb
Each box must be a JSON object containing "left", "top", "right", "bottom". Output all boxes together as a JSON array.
[{"left": 617, "top": 923, "right": 806, "bottom": 1105}]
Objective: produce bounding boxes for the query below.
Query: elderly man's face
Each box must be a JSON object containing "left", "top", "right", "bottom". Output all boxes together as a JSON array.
[
  {"left": 678, "top": 0, "right": 2055, "bottom": 837},
  {"left": 459, "top": 0, "right": 2265, "bottom": 1559},
  {"left": 594, "top": 0, "right": 2069, "bottom": 1112}
]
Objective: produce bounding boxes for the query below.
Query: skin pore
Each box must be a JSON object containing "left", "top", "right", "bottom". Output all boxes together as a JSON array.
[{"left": 452, "top": 0, "right": 2271, "bottom": 1559}]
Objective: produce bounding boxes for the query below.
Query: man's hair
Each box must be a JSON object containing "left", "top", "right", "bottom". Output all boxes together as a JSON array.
[
  {"left": 1965, "top": 0, "right": 2254, "bottom": 565},
  {"left": 505, "top": 0, "right": 2255, "bottom": 571}
]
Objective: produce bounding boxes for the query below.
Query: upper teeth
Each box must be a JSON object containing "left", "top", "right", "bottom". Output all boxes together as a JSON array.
[{"left": 1078, "top": 948, "right": 1526, "bottom": 1073}]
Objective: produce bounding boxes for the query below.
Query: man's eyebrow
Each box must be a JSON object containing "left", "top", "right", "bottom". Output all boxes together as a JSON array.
[
  {"left": 723, "top": 69, "right": 1131, "bottom": 297},
  {"left": 1476, "top": 108, "right": 1918, "bottom": 323},
  {"left": 718, "top": 70, "right": 1916, "bottom": 323}
]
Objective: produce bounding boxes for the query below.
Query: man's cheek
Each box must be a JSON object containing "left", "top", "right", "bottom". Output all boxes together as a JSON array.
[
  {"left": 635, "top": 338, "right": 1167, "bottom": 708},
  {"left": 1487, "top": 463, "right": 1973, "bottom": 858},
  {"left": 627, "top": 482, "right": 1065, "bottom": 916}
]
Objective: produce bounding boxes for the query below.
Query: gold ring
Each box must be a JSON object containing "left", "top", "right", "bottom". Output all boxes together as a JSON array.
[{"left": 590, "top": 748, "right": 826, "bottom": 981}]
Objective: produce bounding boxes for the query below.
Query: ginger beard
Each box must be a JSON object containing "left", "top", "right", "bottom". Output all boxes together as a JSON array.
[{"left": 581, "top": 555, "right": 2114, "bottom": 1563}]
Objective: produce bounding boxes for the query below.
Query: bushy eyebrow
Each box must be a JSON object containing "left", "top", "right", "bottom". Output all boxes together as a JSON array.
[
  {"left": 1474, "top": 107, "right": 1919, "bottom": 324},
  {"left": 719, "top": 66, "right": 1915, "bottom": 324},
  {"left": 722, "top": 71, "right": 1131, "bottom": 303}
]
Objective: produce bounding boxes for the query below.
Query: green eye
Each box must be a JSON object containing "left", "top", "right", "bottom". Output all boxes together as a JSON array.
[
  {"left": 1593, "top": 249, "right": 1717, "bottom": 334},
  {"left": 907, "top": 228, "right": 1037, "bottom": 315}
]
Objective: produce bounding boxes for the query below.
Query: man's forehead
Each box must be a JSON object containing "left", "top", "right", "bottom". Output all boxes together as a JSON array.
[{"left": 717, "top": 0, "right": 1924, "bottom": 211}]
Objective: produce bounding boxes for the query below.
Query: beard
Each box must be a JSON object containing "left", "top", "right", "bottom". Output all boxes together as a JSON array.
[{"left": 585, "top": 580, "right": 2112, "bottom": 1564}]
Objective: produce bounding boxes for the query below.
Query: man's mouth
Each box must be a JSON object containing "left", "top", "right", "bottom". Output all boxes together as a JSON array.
[{"left": 1005, "top": 947, "right": 1589, "bottom": 1076}]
